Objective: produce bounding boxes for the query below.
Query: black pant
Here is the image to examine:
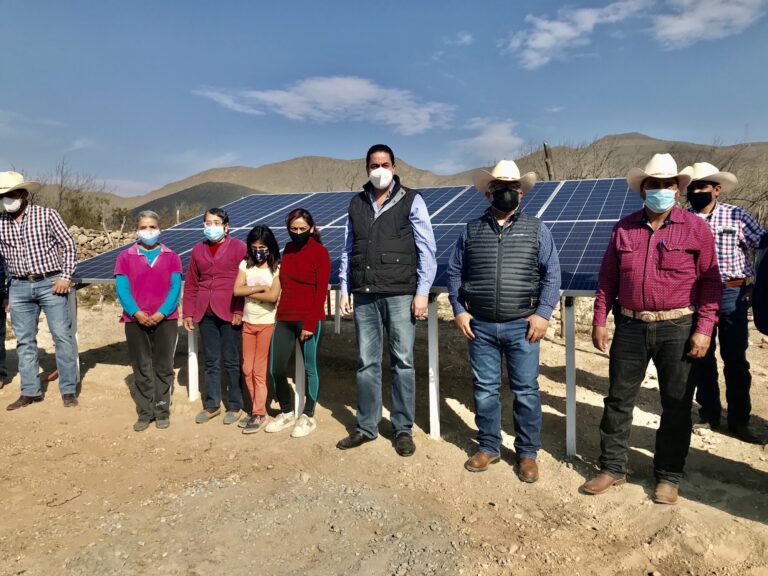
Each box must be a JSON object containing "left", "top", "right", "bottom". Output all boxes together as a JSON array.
[
  {"left": 269, "top": 320, "right": 322, "bottom": 417},
  {"left": 599, "top": 314, "right": 695, "bottom": 485},
  {"left": 125, "top": 320, "right": 178, "bottom": 421},
  {"left": 198, "top": 314, "right": 243, "bottom": 411}
]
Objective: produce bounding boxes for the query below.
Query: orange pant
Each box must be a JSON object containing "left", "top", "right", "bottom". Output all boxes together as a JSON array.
[{"left": 242, "top": 322, "right": 274, "bottom": 416}]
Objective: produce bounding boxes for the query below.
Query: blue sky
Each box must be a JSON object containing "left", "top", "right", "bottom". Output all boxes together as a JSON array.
[{"left": 2, "top": 0, "right": 767, "bottom": 196}]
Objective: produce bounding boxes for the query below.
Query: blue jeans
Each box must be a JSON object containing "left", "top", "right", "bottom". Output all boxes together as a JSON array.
[
  {"left": 9, "top": 277, "right": 78, "bottom": 396},
  {"left": 198, "top": 314, "right": 243, "bottom": 411},
  {"left": 600, "top": 314, "right": 695, "bottom": 485},
  {"left": 690, "top": 285, "right": 751, "bottom": 427},
  {"left": 353, "top": 293, "right": 416, "bottom": 438},
  {"left": 468, "top": 317, "right": 542, "bottom": 460}
]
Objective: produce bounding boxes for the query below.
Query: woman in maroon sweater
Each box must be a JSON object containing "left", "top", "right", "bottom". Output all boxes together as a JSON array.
[
  {"left": 265, "top": 208, "right": 330, "bottom": 438},
  {"left": 183, "top": 207, "right": 247, "bottom": 425}
]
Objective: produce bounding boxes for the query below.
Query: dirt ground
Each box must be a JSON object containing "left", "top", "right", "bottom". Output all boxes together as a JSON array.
[{"left": 0, "top": 296, "right": 766, "bottom": 576}]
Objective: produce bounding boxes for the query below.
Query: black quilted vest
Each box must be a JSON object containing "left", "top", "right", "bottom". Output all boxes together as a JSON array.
[{"left": 459, "top": 210, "right": 541, "bottom": 321}]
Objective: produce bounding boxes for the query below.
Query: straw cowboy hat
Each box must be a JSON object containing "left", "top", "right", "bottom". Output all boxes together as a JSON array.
[
  {"left": 626, "top": 153, "right": 691, "bottom": 194},
  {"left": 680, "top": 162, "right": 738, "bottom": 194},
  {"left": 474, "top": 160, "right": 537, "bottom": 194},
  {"left": 0, "top": 171, "right": 42, "bottom": 196}
]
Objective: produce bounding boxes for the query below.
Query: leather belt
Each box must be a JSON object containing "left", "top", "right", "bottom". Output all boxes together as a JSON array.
[
  {"left": 723, "top": 277, "right": 751, "bottom": 288},
  {"left": 12, "top": 270, "right": 61, "bottom": 282},
  {"left": 620, "top": 306, "right": 695, "bottom": 323}
]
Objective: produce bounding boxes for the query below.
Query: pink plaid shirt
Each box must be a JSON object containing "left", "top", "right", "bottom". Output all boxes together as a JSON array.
[
  {"left": 594, "top": 207, "right": 722, "bottom": 336},
  {"left": 687, "top": 202, "right": 766, "bottom": 282}
]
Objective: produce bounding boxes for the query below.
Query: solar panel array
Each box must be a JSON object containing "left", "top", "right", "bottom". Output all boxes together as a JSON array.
[{"left": 74, "top": 180, "right": 643, "bottom": 293}]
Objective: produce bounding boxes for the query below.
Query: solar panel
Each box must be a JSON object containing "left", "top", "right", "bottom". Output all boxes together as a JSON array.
[{"left": 74, "top": 179, "right": 643, "bottom": 294}]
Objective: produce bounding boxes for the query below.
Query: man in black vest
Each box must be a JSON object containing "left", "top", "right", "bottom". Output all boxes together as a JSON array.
[
  {"left": 446, "top": 160, "right": 561, "bottom": 482},
  {"left": 336, "top": 144, "right": 437, "bottom": 456}
]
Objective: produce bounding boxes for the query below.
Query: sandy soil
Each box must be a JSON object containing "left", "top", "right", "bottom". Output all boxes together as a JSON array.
[{"left": 0, "top": 297, "right": 766, "bottom": 576}]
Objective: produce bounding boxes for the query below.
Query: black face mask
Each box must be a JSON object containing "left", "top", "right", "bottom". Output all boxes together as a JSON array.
[
  {"left": 251, "top": 248, "right": 269, "bottom": 264},
  {"left": 688, "top": 192, "right": 713, "bottom": 211},
  {"left": 289, "top": 230, "right": 312, "bottom": 247},
  {"left": 491, "top": 189, "right": 520, "bottom": 213}
]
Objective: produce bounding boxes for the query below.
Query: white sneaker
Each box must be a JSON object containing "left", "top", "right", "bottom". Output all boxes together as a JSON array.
[
  {"left": 265, "top": 412, "right": 296, "bottom": 433},
  {"left": 291, "top": 414, "right": 317, "bottom": 438}
]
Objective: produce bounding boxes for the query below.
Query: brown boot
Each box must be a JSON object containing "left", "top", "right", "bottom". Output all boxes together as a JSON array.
[
  {"left": 464, "top": 451, "right": 500, "bottom": 472},
  {"left": 580, "top": 472, "right": 626, "bottom": 495},
  {"left": 653, "top": 482, "right": 678, "bottom": 505},
  {"left": 517, "top": 458, "right": 539, "bottom": 483}
]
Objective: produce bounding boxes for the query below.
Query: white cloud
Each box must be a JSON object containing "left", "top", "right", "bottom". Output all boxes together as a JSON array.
[
  {"left": 653, "top": 0, "right": 768, "bottom": 47},
  {"left": 195, "top": 76, "right": 454, "bottom": 136},
  {"left": 546, "top": 106, "right": 565, "bottom": 113},
  {"left": 446, "top": 32, "right": 474, "bottom": 46},
  {"left": 432, "top": 160, "right": 466, "bottom": 175},
  {"left": 0, "top": 109, "right": 65, "bottom": 136},
  {"left": 500, "top": 0, "right": 653, "bottom": 69},
  {"left": 168, "top": 150, "right": 239, "bottom": 174},
  {"left": 453, "top": 118, "right": 526, "bottom": 165},
  {"left": 66, "top": 138, "right": 95, "bottom": 152}
]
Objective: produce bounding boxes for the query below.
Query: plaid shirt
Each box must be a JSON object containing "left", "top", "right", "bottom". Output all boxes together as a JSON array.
[
  {"left": 0, "top": 204, "right": 78, "bottom": 281},
  {"left": 688, "top": 202, "right": 766, "bottom": 282}
]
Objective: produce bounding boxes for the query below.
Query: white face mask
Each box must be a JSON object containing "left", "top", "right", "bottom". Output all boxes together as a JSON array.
[
  {"left": 2, "top": 197, "right": 22, "bottom": 213},
  {"left": 369, "top": 167, "right": 394, "bottom": 190}
]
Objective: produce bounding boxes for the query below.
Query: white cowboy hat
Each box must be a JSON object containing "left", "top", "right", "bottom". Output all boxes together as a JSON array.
[
  {"left": 474, "top": 160, "right": 537, "bottom": 194},
  {"left": 626, "top": 153, "right": 691, "bottom": 194},
  {"left": 0, "top": 171, "right": 42, "bottom": 196},
  {"left": 680, "top": 162, "right": 738, "bottom": 194}
]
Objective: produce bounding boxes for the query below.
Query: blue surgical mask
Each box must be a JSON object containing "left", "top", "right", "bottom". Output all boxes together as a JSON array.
[
  {"left": 644, "top": 189, "right": 677, "bottom": 213},
  {"left": 204, "top": 225, "right": 225, "bottom": 242},
  {"left": 137, "top": 229, "right": 160, "bottom": 247}
]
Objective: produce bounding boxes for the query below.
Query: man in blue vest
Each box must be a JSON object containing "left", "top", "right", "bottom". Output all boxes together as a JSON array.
[
  {"left": 336, "top": 144, "right": 437, "bottom": 457},
  {"left": 446, "top": 160, "right": 561, "bottom": 482}
]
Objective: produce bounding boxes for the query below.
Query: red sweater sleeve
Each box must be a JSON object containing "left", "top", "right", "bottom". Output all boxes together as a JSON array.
[
  {"left": 183, "top": 248, "right": 200, "bottom": 319},
  {"left": 303, "top": 243, "right": 331, "bottom": 334}
]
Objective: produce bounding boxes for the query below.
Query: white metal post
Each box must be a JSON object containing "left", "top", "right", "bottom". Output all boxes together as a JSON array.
[
  {"left": 427, "top": 296, "right": 441, "bottom": 439},
  {"left": 564, "top": 296, "right": 577, "bottom": 458},
  {"left": 334, "top": 289, "right": 341, "bottom": 335},
  {"left": 294, "top": 340, "right": 306, "bottom": 416},
  {"left": 68, "top": 290, "right": 80, "bottom": 382},
  {"left": 187, "top": 330, "right": 200, "bottom": 402}
]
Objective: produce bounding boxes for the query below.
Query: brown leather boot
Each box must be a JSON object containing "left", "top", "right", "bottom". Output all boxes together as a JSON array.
[
  {"left": 464, "top": 451, "right": 500, "bottom": 472},
  {"left": 580, "top": 472, "right": 626, "bottom": 495},
  {"left": 653, "top": 482, "right": 678, "bottom": 505},
  {"left": 517, "top": 458, "right": 539, "bottom": 483}
]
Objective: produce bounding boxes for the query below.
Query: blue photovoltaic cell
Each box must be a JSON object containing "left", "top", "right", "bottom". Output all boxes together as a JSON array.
[{"left": 74, "top": 179, "right": 641, "bottom": 293}]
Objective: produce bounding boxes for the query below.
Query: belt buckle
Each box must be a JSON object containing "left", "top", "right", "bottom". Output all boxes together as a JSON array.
[{"left": 639, "top": 311, "right": 656, "bottom": 322}]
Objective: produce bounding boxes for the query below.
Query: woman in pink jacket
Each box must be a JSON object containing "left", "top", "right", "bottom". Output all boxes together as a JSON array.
[{"left": 183, "top": 207, "right": 247, "bottom": 425}]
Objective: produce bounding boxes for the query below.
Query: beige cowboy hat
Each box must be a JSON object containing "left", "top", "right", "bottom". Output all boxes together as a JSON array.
[
  {"left": 0, "top": 171, "right": 42, "bottom": 196},
  {"left": 626, "top": 153, "right": 691, "bottom": 194},
  {"left": 474, "top": 160, "right": 537, "bottom": 194},
  {"left": 680, "top": 162, "right": 738, "bottom": 193}
]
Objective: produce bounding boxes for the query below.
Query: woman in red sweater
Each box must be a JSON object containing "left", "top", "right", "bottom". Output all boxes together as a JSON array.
[{"left": 265, "top": 208, "right": 330, "bottom": 438}]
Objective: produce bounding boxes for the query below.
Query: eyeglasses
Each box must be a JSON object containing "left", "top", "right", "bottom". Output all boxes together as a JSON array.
[{"left": 289, "top": 226, "right": 310, "bottom": 233}]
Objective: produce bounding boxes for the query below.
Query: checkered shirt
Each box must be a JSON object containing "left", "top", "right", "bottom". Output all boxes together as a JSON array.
[
  {"left": 0, "top": 204, "right": 78, "bottom": 281},
  {"left": 689, "top": 202, "right": 766, "bottom": 282}
]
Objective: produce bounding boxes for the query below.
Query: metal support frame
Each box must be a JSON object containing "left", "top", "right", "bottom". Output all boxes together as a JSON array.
[
  {"left": 68, "top": 289, "right": 81, "bottom": 382},
  {"left": 564, "top": 295, "right": 577, "bottom": 458},
  {"left": 427, "top": 294, "right": 441, "bottom": 439},
  {"left": 187, "top": 330, "right": 200, "bottom": 402},
  {"left": 334, "top": 289, "right": 341, "bottom": 335}
]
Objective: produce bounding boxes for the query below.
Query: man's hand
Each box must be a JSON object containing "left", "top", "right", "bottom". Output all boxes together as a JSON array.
[
  {"left": 526, "top": 314, "right": 548, "bottom": 343},
  {"left": 454, "top": 312, "right": 475, "bottom": 340},
  {"left": 592, "top": 325, "right": 609, "bottom": 352},
  {"left": 340, "top": 295, "right": 352, "bottom": 315},
  {"left": 412, "top": 295, "right": 428, "bottom": 318},
  {"left": 52, "top": 278, "right": 71, "bottom": 295},
  {"left": 231, "top": 313, "right": 243, "bottom": 327},
  {"left": 300, "top": 329, "right": 314, "bottom": 342},
  {"left": 687, "top": 332, "right": 711, "bottom": 359},
  {"left": 183, "top": 317, "right": 196, "bottom": 332}
]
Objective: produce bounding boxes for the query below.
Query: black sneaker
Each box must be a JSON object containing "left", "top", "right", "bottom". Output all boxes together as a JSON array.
[
  {"left": 729, "top": 423, "right": 761, "bottom": 444},
  {"left": 133, "top": 420, "right": 151, "bottom": 432},
  {"left": 394, "top": 434, "right": 416, "bottom": 457},
  {"left": 243, "top": 415, "right": 268, "bottom": 434},
  {"left": 336, "top": 431, "right": 376, "bottom": 450}
]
